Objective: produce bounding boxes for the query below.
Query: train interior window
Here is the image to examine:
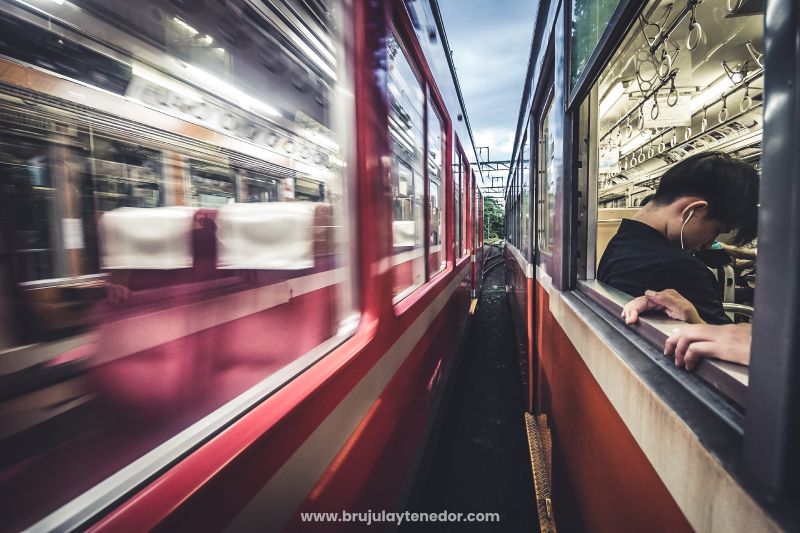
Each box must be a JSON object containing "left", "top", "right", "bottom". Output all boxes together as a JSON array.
[
  {"left": 588, "top": 0, "right": 762, "bottom": 324},
  {"left": 538, "top": 95, "right": 556, "bottom": 254},
  {"left": 427, "top": 100, "right": 446, "bottom": 276},
  {"left": 388, "top": 32, "right": 426, "bottom": 302},
  {"left": 0, "top": 0, "right": 356, "bottom": 529},
  {"left": 188, "top": 160, "right": 236, "bottom": 207}
]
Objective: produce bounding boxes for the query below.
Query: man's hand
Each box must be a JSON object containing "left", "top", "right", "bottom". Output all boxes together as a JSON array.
[
  {"left": 664, "top": 323, "right": 752, "bottom": 370},
  {"left": 621, "top": 289, "right": 704, "bottom": 325}
]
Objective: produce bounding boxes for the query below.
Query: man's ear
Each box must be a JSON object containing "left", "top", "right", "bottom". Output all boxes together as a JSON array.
[{"left": 683, "top": 199, "right": 709, "bottom": 216}]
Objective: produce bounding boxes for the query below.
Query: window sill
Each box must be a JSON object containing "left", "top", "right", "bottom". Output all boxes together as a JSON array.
[{"left": 577, "top": 279, "right": 748, "bottom": 408}]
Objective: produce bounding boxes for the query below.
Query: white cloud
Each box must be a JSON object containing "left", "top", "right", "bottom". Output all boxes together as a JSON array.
[
  {"left": 473, "top": 127, "right": 516, "bottom": 161},
  {"left": 439, "top": 0, "right": 535, "bottom": 182}
]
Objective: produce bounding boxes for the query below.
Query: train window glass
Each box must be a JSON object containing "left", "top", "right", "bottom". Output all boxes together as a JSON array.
[
  {"left": 570, "top": 0, "right": 620, "bottom": 87},
  {"left": 453, "top": 145, "right": 462, "bottom": 258},
  {"left": 512, "top": 167, "right": 516, "bottom": 247},
  {"left": 514, "top": 167, "right": 520, "bottom": 249},
  {"left": 510, "top": 167, "right": 516, "bottom": 246},
  {"left": 520, "top": 130, "right": 531, "bottom": 258},
  {"left": 188, "top": 160, "right": 236, "bottom": 207},
  {"left": 511, "top": 166, "right": 518, "bottom": 246},
  {"left": 538, "top": 95, "right": 557, "bottom": 254},
  {"left": 427, "top": 101, "right": 446, "bottom": 275},
  {"left": 586, "top": 0, "right": 762, "bottom": 366},
  {"left": 387, "top": 32, "right": 426, "bottom": 301},
  {"left": 461, "top": 155, "right": 470, "bottom": 257},
  {"left": 473, "top": 184, "right": 479, "bottom": 251},
  {"left": 476, "top": 190, "right": 481, "bottom": 246},
  {"left": 472, "top": 184, "right": 481, "bottom": 250},
  {"left": 480, "top": 192, "right": 484, "bottom": 246},
  {"left": 0, "top": 0, "right": 356, "bottom": 529}
]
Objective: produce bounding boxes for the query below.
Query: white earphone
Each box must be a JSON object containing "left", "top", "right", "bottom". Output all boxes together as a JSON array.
[{"left": 680, "top": 209, "right": 695, "bottom": 250}]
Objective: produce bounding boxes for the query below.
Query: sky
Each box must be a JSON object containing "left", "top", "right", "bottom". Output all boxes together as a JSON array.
[{"left": 438, "top": 0, "right": 537, "bottom": 191}]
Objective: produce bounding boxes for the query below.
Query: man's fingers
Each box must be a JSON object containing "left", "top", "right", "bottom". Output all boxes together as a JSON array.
[
  {"left": 622, "top": 296, "right": 649, "bottom": 324},
  {"left": 684, "top": 342, "right": 717, "bottom": 370},
  {"left": 674, "top": 335, "right": 693, "bottom": 367},
  {"left": 664, "top": 333, "right": 679, "bottom": 356},
  {"left": 646, "top": 293, "right": 685, "bottom": 316}
]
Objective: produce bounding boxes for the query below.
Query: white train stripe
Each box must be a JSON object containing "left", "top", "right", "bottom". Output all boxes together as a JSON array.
[{"left": 506, "top": 242, "right": 534, "bottom": 278}]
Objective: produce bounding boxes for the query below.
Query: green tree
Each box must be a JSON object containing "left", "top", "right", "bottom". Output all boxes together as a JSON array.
[{"left": 483, "top": 197, "right": 504, "bottom": 240}]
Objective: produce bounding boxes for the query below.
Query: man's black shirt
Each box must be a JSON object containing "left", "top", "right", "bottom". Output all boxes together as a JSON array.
[{"left": 597, "top": 219, "right": 731, "bottom": 324}]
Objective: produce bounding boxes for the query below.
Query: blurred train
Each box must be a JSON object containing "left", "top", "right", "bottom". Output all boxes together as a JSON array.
[
  {"left": 0, "top": 0, "right": 486, "bottom": 530},
  {"left": 504, "top": 0, "right": 800, "bottom": 530}
]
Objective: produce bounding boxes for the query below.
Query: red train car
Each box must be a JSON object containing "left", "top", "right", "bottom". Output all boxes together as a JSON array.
[
  {"left": 0, "top": 0, "right": 486, "bottom": 530},
  {"left": 505, "top": 0, "right": 800, "bottom": 530}
]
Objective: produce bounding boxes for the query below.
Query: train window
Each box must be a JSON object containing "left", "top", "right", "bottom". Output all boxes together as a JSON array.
[
  {"left": 480, "top": 191, "right": 485, "bottom": 247},
  {"left": 461, "top": 155, "right": 470, "bottom": 256},
  {"left": 472, "top": 183, "right": 478, "bottom": 251},
  {"left": 387, "top": 32, "right": 426, "bottom": 302},
  {"left": 188, "top": 160, "right": 236, "bottom": 207},
  {"left": 453, "top": 146, "right": 462, "bottom": 258},
  {"left": 582, "top": 0, "right": 763, "bottom": 391},
  {"left": 538, "top": 95, "right": 556, "bottom": 254},
  {"left": 471, "top": 181, "right": 477, "bottom": 249},
  {"left": 0, "top": 0, "right": 356, "bottom": 529},
  {"left": 476, "top": 188, "right": 482, "bottom": 249},
  {"left": 427, "top": 100, "right": 446, "bottom": 276},
  {"left": 514, "top": 166, "right": 521, "bottom": 249},
  {"left": 570, "top": 0, "right": 621, "bottom": 87},
  {"left": 520, "top": 129, "right": 531, "bottom": 258},
  {"left": 509, "top": 169, "right": 517, "bottom": 248}
]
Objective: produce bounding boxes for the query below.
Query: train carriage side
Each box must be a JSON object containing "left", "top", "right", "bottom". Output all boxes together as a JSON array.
[
  {"left": 506, "top": 0, "right": 800, "bottom": 530},
  {"left": 0, "top": 0, "right": 484, "bottom": 530}
]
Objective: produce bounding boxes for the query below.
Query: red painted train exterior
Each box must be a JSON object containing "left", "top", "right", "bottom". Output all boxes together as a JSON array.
[
  {"left": 0, "top": 0, "right": 484, "bottom": 530},
  {"left": 502, "top": 0, "right": 800, "bottom": 530}
]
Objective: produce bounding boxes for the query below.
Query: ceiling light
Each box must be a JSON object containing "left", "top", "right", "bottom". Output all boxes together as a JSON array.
[
  {"left": 173, "top": 17, "right": 199, "bottom": 36},
  {"left": 599, "top": 82, "right": 626, "bottom": 118},
  {"left": 691, "top": 76, "right": 735, "bottom": 112}
]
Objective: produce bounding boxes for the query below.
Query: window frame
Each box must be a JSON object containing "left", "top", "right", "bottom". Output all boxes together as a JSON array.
[
  {"left": 741, "top": 0, "right": 800, "bottom": 496},
  {"left": 460, "top": 150, "right": 471, "bottom": 260},
  {"left": 387, "top": 6, "right": 455, "bottom": 312},
  {"left": 425, "top": 87, "right": 448, "bottom": 278},
  {"left": 386, "top": 26, "right": 427, "bottom": 304},
  {"left": 519, "top": 126, "right": 531, "bottom": 260},
  {"left": 569, "top": 0, "right": 763, "bottom": 409},
  {"left": 454, "top": 137, "right": 463, "bottom": 259},
  {"left": 536, "top": 88, "right": 556, "bottom": 259}
]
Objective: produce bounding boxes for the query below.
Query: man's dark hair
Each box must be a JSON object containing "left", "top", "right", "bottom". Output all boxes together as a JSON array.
[{"left": 652, "top": 151, "right": 759, "bottom": 244}]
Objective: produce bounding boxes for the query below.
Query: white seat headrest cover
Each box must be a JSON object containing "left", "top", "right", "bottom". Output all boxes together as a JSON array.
[
  {"left": 100, "top": 207, "right": 197, "bottom": 269},
  {"left": 392, "top": 220, "right": 416, "bottom": 248},
  {"left": 216, "top": 202, "right": 317, "bottom": 270}
]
